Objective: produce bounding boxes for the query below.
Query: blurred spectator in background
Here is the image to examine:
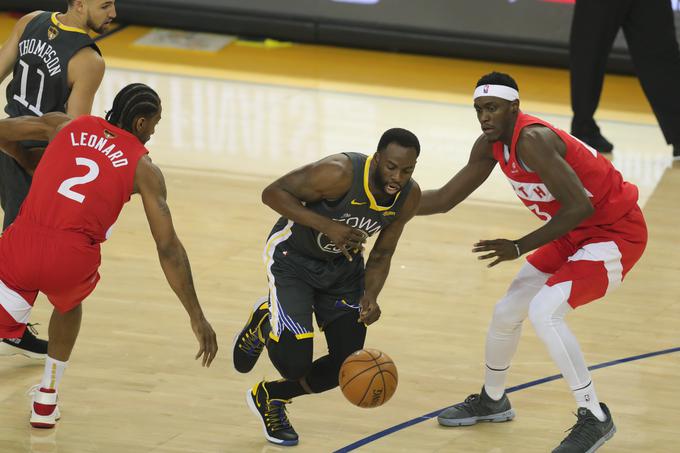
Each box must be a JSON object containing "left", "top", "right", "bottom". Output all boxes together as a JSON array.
[{"left": 570, "top": 0, "right": 680, "bottom": 159}]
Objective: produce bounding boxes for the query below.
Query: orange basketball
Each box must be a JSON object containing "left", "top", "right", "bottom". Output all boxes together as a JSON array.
[{"left": 339, "top": 348, "right": 398, "bottom": 408}]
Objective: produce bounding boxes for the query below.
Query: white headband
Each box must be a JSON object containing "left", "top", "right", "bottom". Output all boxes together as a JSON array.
[{"left": 473, "top": 84, "right": 519, "bottom": 101}]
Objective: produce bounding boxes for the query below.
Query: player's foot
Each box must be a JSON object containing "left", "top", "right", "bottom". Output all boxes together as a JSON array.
[
  {"left": 552, "top": 403, "right": 616, "bottom": 453},
  {"left": 573, "top": 131, "right": 613, "bottom": 154},
  {"left": 0, "top": 324, "right": 48, "bottom": 360},
  {"left": 28, "top": 385, "right": 61, "bottom": 429},
  {"left": 232, "top": 297, "right": 269, "bottom": 373},
  {"left": 437, "top": 386, "right": 515, "bottom": 427},
  {"left": 246, "top": 381, "right": 298, "bottom": 446}
]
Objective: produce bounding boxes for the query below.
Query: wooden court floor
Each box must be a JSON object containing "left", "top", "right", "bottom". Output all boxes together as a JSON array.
[{"left": 1, "top": 14, "right": 679, "bottom": 453}]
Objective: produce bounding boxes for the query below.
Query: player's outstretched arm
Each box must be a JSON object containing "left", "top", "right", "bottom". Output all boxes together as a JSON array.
[
  {"left": 360, "top": 182, "right": 422, "bottom": 325},
  {"left": 0, "top": 113, "right": 71, "bottom": 172},
  {"left": 417, "top": 135, "right": 497, "bottom": 215},
  {"left": 0, "top": 112, "right": 71, "bottom": 143},
  {"left": 262, "top": 153, "right": 368, "bottom": 261},
  {"left": 135, "top": 156, "right": 218, "bottom": 367}
]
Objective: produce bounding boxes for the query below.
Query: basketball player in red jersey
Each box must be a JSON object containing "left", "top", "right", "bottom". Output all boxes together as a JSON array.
[
  {"left": 418, "top": 72, "right": 646, "bottom": 452},
  {"left": 0, "top": 83, "right": 218, "bottom": 429},
  {"left": 0, "top": 0, "right": 115, "bottom": 358}
]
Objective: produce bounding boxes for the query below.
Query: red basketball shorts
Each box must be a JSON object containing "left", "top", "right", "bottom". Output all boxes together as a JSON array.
[
  {"left": 527, "top": 205, "right": 647, "bottom": 308},
  {"left": 0, "top": 219, "right": 101, "bottom": 338}
]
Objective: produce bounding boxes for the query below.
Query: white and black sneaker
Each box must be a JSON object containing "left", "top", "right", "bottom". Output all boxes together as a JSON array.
[
  {"left": 0, "top": 324, "right": 48, "bottom": 360},
  {"left": 246, "top": 381, "right": 298, "bottom": 446},
  {"left": 552, "top": 403, "right": 616, "bottom": 453},
  {"left": 438, "top": 386, "right": 515, "bottom": 427}
]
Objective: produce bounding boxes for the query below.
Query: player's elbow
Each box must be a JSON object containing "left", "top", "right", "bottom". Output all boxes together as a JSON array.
[
  {"left": 568, "top": 200, "right": 594, "bottom": 222},
  {"left": 261, "top": 185, "right": 274, "bottom": 207},
  {"left": 580, "top": 199, "right": 595, "bottom": 218},
  {"left": 155, "top": 235, "right": 180, "bottom": 259},
  {"left": 261, "top": 183, "right": 282, "bottom": 208}
]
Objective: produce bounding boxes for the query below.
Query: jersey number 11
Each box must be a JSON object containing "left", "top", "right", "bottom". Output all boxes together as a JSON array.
[{"left": 12, "top": 60, "right": 45, "bottom": 116}]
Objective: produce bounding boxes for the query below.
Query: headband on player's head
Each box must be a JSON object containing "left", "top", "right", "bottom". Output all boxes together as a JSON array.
[{"left": 473, "top": 84, "right": 519, "bottom": 102}]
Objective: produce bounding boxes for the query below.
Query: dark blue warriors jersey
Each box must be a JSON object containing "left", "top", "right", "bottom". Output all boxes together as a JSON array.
[
  {"left": 5, "top": 12, "right": 100, "bottom": 118},
  {"left": 267, "top": 152, "right": 413, "bottom": 261}
]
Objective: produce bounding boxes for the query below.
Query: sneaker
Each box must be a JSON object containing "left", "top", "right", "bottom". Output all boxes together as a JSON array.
[
  {"left": 0, "top": 324, "right": 48, "bottom": 360},
  {"left": 28, "top": 385, "right": 61, "bottom": 429},
  {"left": 573, "top": 131, "right": 614, "bottom": 154},
  {"left": 246, "top": 381, "right": 298, "bottom": 446},
  {"left": 232, "top": 297, "right": 269, "bottom": 373},
  {"left": 437, "top": 386, "right": 515, "bottom": 427},
  {"left": 552, "top": 403, "right": 616, "bottom": 453}
]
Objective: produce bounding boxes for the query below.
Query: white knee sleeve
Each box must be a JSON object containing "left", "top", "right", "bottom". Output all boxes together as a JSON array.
[
  {"left": 485, "top": 262, "right": 550, "bottom": 371},
  {"left": 490, "top": 262, "right": 550, "bottom": 332},
  {"left": 528, "top": 282, "right": 591, "bottom": 389}
]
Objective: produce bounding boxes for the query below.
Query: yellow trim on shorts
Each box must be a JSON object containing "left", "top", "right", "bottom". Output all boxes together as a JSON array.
[{"left": 267, "top": 329, "right": 314, "bottom": 342}]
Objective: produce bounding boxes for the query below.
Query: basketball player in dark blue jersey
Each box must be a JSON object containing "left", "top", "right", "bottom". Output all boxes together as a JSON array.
[
  {"left": 232, "top": 128, "right": 422, "bottom": 446},
  {"left": 0, "top": 1, "right": 114, "bottom": 359}
]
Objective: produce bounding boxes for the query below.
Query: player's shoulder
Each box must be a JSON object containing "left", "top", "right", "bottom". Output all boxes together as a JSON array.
[
  {"left": 134, "top": 155, "right": 164, "bottom": 190},
  {"left": 408, "top": 178, "right": 421, "bottom": 194},
  {"left": 314, "top": 153, "right": 353, "bottom": 176},
  {"left": 517, "top": 123, "right": 556, "bottom": 148},
  {"left": 403, "top": 178, "right": 421, "bottom": 205},
  {"left": 22, "top": 10, "right": 46, "bottom": 23},
  {"left": 471, "top": 133, "right": 496, "bottom": 159},
  {"left": 12, "top": 10, "right": 45, "bottom": 35},
  {"left": 322, "top": 152, "right": 353, "bottom": 165},
  {"left": 70, "top": 46, "right": 105, "bottom": 71}
]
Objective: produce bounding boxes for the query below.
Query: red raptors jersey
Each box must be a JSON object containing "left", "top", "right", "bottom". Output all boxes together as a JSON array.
[
  {"left": 18, "top": 115, "right": 148, "bottom": 242},
  {"left": 492, "top": 112, "right": 638, "bottom": 226}
]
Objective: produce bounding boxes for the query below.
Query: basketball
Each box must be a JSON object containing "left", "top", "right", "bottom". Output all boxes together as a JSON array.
[{"left": 339, "top": 348, "right": 398, "bottom": 408}]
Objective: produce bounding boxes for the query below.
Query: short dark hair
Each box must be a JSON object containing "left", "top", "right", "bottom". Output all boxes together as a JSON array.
[
  {"left": 377, "top": 128, "right": 420, "bottom": 156},
  {"left": 105, "top": 83, "right": 161, "bottom": 133},
  {"left": 476, "top": 72, "right": 519, "bottom": 91}
]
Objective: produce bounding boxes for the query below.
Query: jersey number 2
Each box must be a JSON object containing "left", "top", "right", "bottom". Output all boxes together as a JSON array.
[
  {"left": 12, "top": 60, "right": 45, "bottom": 116},
  {"left": 57, "top": 158, "right": 100, "bottom": 203}
]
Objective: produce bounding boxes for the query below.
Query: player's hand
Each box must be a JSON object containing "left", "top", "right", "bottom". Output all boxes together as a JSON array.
[
  {"left": 191, "top": 316, "right": 218, "bottom": 367},
  {"left": 324, "top": 222, "right": 368, "bottom": 261},
  {"left": 473, "top": 239, "right": 520, "bottom": 268},
  {"left": 358, "top": 295, "right": 381, "bottom": 325}
]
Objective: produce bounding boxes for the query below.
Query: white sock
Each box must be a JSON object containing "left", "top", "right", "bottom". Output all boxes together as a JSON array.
[
  {"left": 573, "top": 381, "right": 606, "bottom": 421},
  {"left": 484, "top": 365, "right": 509, "bottom": 401},
  {"left": 40, "top": 356, "right": 68, "bottom": 391},
  {"left": 529, "top": 282, "right": 606, "bottom": 422}
]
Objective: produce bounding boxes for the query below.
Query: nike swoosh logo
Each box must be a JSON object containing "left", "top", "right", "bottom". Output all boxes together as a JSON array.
[{"left": 351, "top": 199, "right": 367, "bottom": 205}]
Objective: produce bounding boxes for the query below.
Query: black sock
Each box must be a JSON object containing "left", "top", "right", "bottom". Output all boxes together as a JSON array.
[{"left": 265, "top": 379, "right": 307, "bottom": 400}]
